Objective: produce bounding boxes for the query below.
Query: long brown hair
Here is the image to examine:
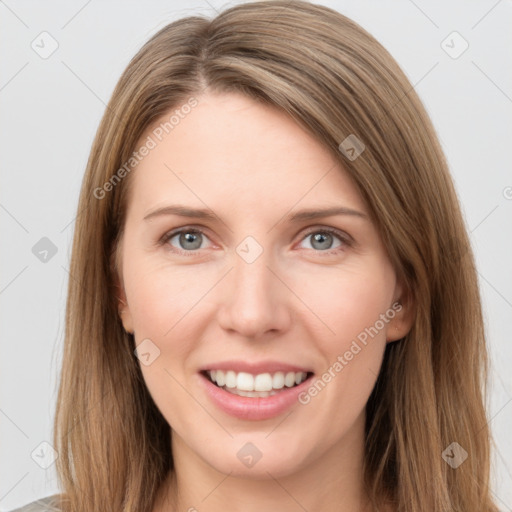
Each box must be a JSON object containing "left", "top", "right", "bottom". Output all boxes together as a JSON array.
[{"left": 54, "top": 1, "right": 499, "bottom": 511}]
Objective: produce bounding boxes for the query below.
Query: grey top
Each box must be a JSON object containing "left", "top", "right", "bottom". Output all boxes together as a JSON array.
[{"left": 9, "top": 495, "right": 61, "bottom": 512}]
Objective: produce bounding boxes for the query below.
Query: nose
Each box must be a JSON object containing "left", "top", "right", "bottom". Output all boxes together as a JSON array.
[{"left": 216, "top": 245, "right": 292, "bottom": 340}]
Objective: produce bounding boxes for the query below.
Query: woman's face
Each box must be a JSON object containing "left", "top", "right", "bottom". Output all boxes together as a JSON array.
[{"left": 117, "top": 91, "right": 411, "bottom": 479}]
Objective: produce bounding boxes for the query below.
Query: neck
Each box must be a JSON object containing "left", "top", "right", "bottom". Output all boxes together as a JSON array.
[{"left": 154, "top": 411, "right": 372, "bottom": 512}]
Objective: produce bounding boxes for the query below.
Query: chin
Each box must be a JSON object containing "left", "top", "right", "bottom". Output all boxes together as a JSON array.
[{"left": 198, "top": 433, "right": 315, "bottom": 479}]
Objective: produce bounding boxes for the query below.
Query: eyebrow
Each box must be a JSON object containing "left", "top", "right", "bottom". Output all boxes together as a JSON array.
[{"left": 143, "top": 205, "right": 368, "bottom": 223}]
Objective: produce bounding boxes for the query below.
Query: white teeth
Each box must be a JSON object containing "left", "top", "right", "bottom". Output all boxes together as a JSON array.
[
  {"left": 284, "top": 372, "right": 296, "bottom": 387},
  {"left": 225, "top": 370, "right": 237, "bottom": 388},
  {"left": 254, "top": 373, "right": 273, "bottom": 391},
  {"left": 207, "top": 369, "right": 309, "bottom": 392},
  {"left": 236, "top": 372, "right": 254, "bottom": 391},
  {"left": 215, "top": 370, "right": 225, "bottom": 387},
  {"left": 228, "top": 388, "right": 278, "bottom": 398},
  {"left": 272, "top": 371, "right": 285, "bottom": 389}
]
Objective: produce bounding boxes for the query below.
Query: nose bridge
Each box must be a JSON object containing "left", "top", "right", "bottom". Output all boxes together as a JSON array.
[
  {"left": 217, "top": 237, "right": 290, "bottom": 338},
  {"left": 234, "top": 245, "right": 273, "bottom": 303}
]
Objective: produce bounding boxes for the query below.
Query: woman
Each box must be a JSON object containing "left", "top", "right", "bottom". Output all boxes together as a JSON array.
[{"left": 12, "top": 1, "right": 499, "bottom": 511}]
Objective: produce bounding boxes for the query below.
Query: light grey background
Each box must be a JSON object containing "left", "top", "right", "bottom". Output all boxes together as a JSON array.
[{"left": 1, "top": 0, "right": 511, "bottom": 510}]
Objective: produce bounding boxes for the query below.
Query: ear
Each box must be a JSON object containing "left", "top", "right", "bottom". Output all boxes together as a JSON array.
[
  {"left": 115, "top": 276, "right": 134, "bottom": 335},
  {"left": 386, "top": 280, "right": 415, "bottom": 343}
]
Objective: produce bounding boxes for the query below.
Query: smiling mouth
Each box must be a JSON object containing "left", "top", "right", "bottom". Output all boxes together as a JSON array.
[{"left": 202, "top": 369, "right": 314, "bottom": 398}]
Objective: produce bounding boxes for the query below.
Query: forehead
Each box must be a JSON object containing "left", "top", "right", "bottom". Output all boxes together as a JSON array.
[{"left": 126, "top": 92, "right": 367, "bottom": 219}]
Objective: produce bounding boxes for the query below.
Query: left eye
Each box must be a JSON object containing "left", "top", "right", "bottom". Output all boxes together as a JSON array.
[{"left": 299, "top": 229, "right": 345, "bottom": 252}]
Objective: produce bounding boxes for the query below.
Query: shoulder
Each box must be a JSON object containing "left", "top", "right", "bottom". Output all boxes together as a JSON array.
[{"left": 8, "top": 494, "right": 62, "bottom": 512}]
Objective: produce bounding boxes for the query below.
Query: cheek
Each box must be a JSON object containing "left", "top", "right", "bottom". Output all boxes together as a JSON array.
[
  {"left": 123, "top": 258, "right": 209, "bottom": 417},
  {"left": 295, "top": 261, "right": 394, "bottom": 414},
  {"left": 124, "top": 262, "right": 206, "bottom": 429},
  {"left": 296, "top": 261, "right": 395, "bottom": 350},
  {"left": 293, "top": 273, "right": 392, "bottom": 447},
  {"left": 124, "top": 257, "right": 207, "bottom": 340}
]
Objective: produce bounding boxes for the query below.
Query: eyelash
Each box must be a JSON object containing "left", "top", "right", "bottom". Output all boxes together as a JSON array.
[{"left": 158, "top": 226, "right": 353, "bottom": 256}]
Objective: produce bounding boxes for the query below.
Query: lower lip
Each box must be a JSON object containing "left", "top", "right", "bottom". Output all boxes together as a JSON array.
[{"left": 199, "top": 373, "right": 313, "bottom": 421}]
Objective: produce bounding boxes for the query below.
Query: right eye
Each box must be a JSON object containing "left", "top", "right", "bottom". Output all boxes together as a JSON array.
[{"left": 161, "top": 227, "right": 213, "bottom": 254}]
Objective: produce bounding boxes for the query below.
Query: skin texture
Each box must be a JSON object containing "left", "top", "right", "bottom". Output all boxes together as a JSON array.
[{"left": 117, "top": 91, "right": 413, "bottom": 512}]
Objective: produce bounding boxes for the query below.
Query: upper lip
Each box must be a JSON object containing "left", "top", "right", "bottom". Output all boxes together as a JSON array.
[{"left": 199, "top": 360, "right": 314, "bottom": 375}]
